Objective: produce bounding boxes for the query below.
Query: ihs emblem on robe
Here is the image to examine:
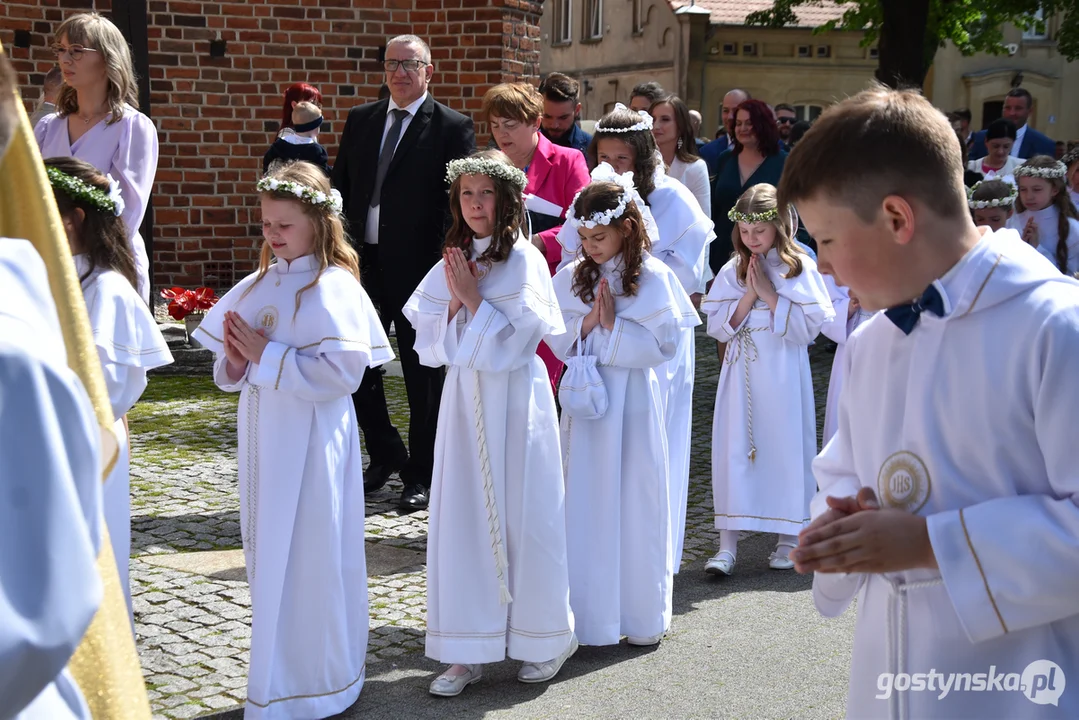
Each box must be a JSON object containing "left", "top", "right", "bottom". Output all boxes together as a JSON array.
[
  {"left": 877, "top": 451, "right": 931, "bottom": 514},
  {"left": 256, "top": 305, "right": 279, "bottom": 336}
]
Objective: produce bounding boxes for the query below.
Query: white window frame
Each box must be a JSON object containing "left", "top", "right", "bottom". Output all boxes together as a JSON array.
[
  {"left": 584, "top": 0, "right": 603, "bottom": 41},
  {"left": 1022, "top": 9, "right": 1048, "bottom": 40},
  {"left": 552, "top": 0, "right": 572, "bottom": 45},
  {"left": 794, "top": 104, "right": 824, "bottom": 122}
]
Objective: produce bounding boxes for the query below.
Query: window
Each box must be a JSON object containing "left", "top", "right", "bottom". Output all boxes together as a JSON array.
[
  {"left": 632, "top": 0, "right": 644, "bottom": 35},
  {"left": 584, "top": 0, "right": 603, "bottom": 41},
  {"left": 796, "top": 44, "right": 811, "bottom": 58},
  {"left": 553, "top": 0, "right": 572, "bottom": 45},
  {"left": 794, "top": 104, "right": 824, "bottom": 122},
  {"left": 1022, "top": 9, "right": 1048, "bottom": 40},
  {"left": 868, "top": 46, "right": 880, "bottom": 59},
  {"left": 722, "top": 42, "right": 737, "bottom": 55},
  {"left": 742, "top": 42, "right": 758, "bottom": 56},
  {"left": 815, "top": 45, "right": 831, "bottom": 58}
]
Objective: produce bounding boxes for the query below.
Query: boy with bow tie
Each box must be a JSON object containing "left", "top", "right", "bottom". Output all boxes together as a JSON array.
[{"left": 779, "top": 85, "right": 1079, "bottom": 719}]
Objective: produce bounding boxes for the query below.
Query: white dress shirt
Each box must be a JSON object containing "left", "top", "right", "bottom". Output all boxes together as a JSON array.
[
  {"left": 365, "top": 91, "right": 429, "bottom": 245},
  {"left": 1011, "top": 123, "right": 1027, "bottom": 158}
]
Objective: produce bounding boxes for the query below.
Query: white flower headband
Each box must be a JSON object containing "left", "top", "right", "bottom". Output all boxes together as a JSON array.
[
  {"left": 446, "top": 156, "right": 528, "bottom": 191},
  {"left": 257, "top": 177, "right": 343, "bottom": 215},
  {"left": 595, "top": 102, "right": 654, "bottom": 133},
  {"left": 565, "top": 162, "right": 640, "bottom": 229},
  {"left": 47, "top": 166, "right": 125, "bottom": 217},
  {"left": 967, "top": 179, "right": 1018, "bottom": 210},
  {"left": 1014, "top": 161, "right": 1068, "bottom": 180},
  {"left": 728, "top": 207, "right": 779, "bottom": 224}
]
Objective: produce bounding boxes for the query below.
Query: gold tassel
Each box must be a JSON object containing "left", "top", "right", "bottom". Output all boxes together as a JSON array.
[{"left": 0, "top": 41, "right": 151, "bottom": 719}]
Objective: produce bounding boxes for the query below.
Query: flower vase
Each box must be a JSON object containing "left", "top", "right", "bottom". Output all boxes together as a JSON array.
[{"left": 185, "top": 314, "right": 204, "bottom": 348}]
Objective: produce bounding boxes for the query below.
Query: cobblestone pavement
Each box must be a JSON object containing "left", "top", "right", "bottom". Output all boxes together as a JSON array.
[{"left": 129, "top": 325, "right": 838, "bottom": 718}]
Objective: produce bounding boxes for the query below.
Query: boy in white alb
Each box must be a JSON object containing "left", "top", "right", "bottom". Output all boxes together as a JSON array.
[{"left": 784, "top": 86, "right": 1079, "bottom": 718}]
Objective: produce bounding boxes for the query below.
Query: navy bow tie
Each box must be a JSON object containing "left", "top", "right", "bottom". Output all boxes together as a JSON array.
[{"left": 885, "top": 283, "right": 945, "bottom": 335}]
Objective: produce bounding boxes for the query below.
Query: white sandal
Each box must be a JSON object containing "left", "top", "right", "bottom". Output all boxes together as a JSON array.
[
  {"left": 429, "top": 664, "right": 483, "bottom": 697},
  {"left": 705, "top": 550, "right": 736, "bottom": 576},
  {"left": 769, "top": 543, "right": 797, "bottom": 570}
]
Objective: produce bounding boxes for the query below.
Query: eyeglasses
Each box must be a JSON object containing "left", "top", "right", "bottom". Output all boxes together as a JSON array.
[
  {"left": 776, "top": 116, "right": 796, "bottom": 125},
  {"left": 384, "top": 59, "right": 428, "bottom": 74},
  {"left": 51, "top": 43, "right": 99, "bottom": 61}
]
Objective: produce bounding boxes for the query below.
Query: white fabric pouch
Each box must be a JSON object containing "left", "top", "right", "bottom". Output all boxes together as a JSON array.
[{"left": 558, "top": 320, "right": 607, "bottom": 419}]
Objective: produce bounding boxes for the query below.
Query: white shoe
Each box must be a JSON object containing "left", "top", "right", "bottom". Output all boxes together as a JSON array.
[
  {"left": 518, "top": 635, "right": 578, "bottom": 683},
  {"left": 429, "top": 664, "right": 483, "bottom": 697},
  {"left": 626, "top": 632, "right": 664, "bottom": 646},
  {"left": 769, "top": 544, "right": 796, "bottom": 570},
  {"left": 705, "top": 550, "right": 735, "bottom": 576}
]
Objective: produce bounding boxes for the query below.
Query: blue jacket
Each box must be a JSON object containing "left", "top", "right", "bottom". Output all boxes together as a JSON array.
[
  {"left": 542, "top": 124, "right": 593, "bottom": 163},
  {"left": 970, "top": 125, "right": 1056, "bottom": 161},
  {"left": 699, "top": 135, "right": 731, "bottom": 178}
]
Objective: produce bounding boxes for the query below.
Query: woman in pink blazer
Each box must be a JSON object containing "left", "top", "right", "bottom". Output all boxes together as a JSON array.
[{"left": 483, "top": 83, "right": 591, "bottom": 393}]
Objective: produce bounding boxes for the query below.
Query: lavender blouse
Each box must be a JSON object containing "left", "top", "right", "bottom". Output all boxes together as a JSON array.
[{"left": 36, "top": 104, "right": 159, "bottom": 302}]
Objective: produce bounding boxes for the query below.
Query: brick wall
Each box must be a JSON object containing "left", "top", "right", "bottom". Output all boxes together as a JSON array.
[{"left": 2, "top": 0, "right": 543, "bottom": 290}]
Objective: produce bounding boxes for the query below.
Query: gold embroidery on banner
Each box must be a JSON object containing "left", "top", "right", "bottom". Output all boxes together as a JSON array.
[
  {"left": 876, "top": 451, "right": 932, "bottom": 514},
  {"left": 274, "top": 347, "right": 292, "bottom": 391},
  {"left": 961, "top": 253, "right": 1003, "bottom": 317},
  {"left": 959, "top": 508, "right": 1009, "bottom": 634},
  {"left": 255, "top": 305, "right": 279, "bottom": 336},
  {"left": 247, "top": 664, "right": 365, "bottom": 708}
]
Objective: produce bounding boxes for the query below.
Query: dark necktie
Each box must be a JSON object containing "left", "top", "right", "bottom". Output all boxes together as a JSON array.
[
  {"left": 885, "top": 283, "right": 946, "bottom": 335},
  {"left": 370, "top": 108, "right": 409, "bottom": 208}
]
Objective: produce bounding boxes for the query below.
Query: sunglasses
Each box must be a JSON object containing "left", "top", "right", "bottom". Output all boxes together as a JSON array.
[
  {"left": 776, "top": 116, "right": 796, "bottom": 125},
  {"left": 51, "top": 43, "right": 99, "bottom": 61}
]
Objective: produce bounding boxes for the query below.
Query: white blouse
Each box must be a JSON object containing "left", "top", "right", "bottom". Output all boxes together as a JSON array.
[{"left": 668, "top": 156, "right": 711, "bottom": 216}]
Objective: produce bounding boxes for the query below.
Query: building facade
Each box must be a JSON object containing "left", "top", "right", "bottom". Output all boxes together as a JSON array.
[{"left": 3, "top": 0, "right": 543, "bottom": 290}]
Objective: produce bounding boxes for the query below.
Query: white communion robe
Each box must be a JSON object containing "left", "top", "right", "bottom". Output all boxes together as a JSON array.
[
  {"left": 556, "top": 169, "right": 714, "bottom": 572},
  {"left": 548, "top": 252, "right": 700, "bottom": 646},
  {"left": 0, "top": 239, "right": 102, "bottom": 719},
  {"left": 192, "top": 254, "right": 392, "bottom": 719},
  {"left": 76, "top": 255, "right": 173, "bottom": 617},
  {"left": 1006, "top": 205, "right": 1079, "bottom": 274},
  {"left": 703, "top": 249, "right": 833, "bottom": 536},
  {"left": 813, "top": 228, "right": 1079, "bottom": 719},
  {"left": 819, "top": 275, "right": 875, "bottom": 445},
  {"left": 403, "top": 234, "right": 575, "bottom": 665}
]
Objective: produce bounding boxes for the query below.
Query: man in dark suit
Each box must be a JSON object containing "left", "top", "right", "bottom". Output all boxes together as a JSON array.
[
  {"left": 333, "top": 34, "right": 475, "bottom": 510},
  {"left": 970, "top": 88, "right": 1056, "bottom": 160},
  {"left": 699, "top": 88, "right": 749, "bottom": 178}
]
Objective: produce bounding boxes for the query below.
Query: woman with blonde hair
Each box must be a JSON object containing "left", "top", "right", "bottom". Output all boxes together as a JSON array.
[{"left": 36, "top": 12, "right": 159, "bottom": 303}]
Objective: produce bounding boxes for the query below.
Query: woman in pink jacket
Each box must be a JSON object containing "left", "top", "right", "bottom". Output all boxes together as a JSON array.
[{"left": 483, "top": 83, "right": 590, "bottom": 393}]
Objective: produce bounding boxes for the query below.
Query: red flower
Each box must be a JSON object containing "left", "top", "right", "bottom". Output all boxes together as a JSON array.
[{"left": 161, "top": 286, "right": 218, "bottom": 321}]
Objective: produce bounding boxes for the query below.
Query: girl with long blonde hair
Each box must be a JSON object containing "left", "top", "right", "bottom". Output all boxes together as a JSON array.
[
  {"left": 701, "top": 183, "right": 833, "bottom": 577},
  {"left": 192, "top": 160, "right": 391, "bottom": 718}
]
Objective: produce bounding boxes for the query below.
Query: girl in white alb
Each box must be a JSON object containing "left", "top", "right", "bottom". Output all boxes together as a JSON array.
[
  {"left": 819, "top": 277, "right": 875, "bottom": 445},
  {"left": 46, "top": 156, "right": 173, "bottom": 616},
  {"left": 192, "top": 161, "right": 392, "bottom": 719},
  {"left": 1007, "top": 155, "right": 1079, "bottom": 274},
  {"left": 558, "top": 103, "right": 714, "bottom": 573},
  {"left": 702, "top": 183, "right": 833, "bottom": 575},
  {"left": 404, "top": 151, "right": 576, "bottom": 698},
  {"left": 549, "top": 177, "right": 699, "bottom": 647}
]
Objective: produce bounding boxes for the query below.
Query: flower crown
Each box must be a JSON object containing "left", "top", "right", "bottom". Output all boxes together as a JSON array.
[
  {"left": 595, "top": 102, "right": 654, "bottom": 133},
  {"left": 46, "top": 166, "right": 125, "bottom": 217},
  {"left": 1014, "top": 161, "right": 1068, "bottom": 180},
  {"left": 257, "top": 177, "right": 343, "bottom": 214},
  {"left": 565, "top": 163, "right": 640, "bottom": 229},
  {"left": 728, "top": 206, "right": 779, "bottom": 224},
  {"left": 967, "top": 180, "right": 1018, "bottom": 210},
  {"left": 445, "top": 156, "right": 528, "bottom": 191}
]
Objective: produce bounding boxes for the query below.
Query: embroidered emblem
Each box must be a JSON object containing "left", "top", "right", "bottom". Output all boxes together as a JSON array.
[
  {"left": 877, "top": 450, "right": 932, "bottom": 514},
  {"left": 256, "top": 306, "right": 279, "bottom": 336},
  {"left": 474, "top": 261, "right": 490, "bottom": 282}
]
